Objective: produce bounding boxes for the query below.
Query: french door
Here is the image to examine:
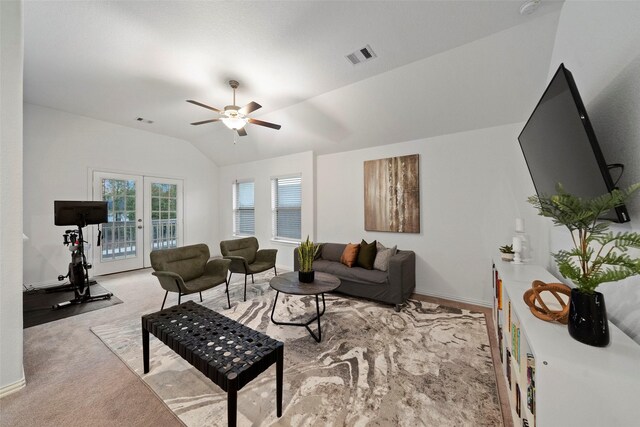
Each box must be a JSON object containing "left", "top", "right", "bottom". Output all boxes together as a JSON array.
[
  {"left": 92, "top": 171, "right": 183, "bottom": 275},
  {"left": 143, "top": 177, "right": 183, "bottom": 264}
]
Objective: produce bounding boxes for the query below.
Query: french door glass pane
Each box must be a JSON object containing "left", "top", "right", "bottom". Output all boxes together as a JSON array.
[
  {"left": 151, "top": 183, "right": 178, "bottom": 250},
  {"left": 101, "top": 178, "right": 137, "bottom": 261}
]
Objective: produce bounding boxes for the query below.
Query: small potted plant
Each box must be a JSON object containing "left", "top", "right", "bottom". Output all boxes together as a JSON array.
[
  {"left": 499, "top": 244, "right": 515, "bottom": 262},
  {"left": 528, "top": 183, "right": 640, "bottom": 346},
  {"left": 298, "top": 236, "right": 320, "bottom": 283}
]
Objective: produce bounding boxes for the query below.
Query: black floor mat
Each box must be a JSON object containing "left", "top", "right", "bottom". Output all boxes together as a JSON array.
[{"left": 23, "top": 282, "right": 123, "bottom": 328}]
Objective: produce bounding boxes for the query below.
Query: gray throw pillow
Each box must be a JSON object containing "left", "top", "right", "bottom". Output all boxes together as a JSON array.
[{"left": 374, "top": 244, "right": 397, "bottom": 271}]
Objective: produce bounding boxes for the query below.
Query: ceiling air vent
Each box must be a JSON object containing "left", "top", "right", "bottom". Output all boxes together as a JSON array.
[{"left": 345, "top": 44, "right": 377, "bottom": 66}]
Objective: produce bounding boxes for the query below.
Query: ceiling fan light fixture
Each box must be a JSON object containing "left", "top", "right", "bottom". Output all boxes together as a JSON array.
[
  {"left": 220, "top": 106, "right": 247, "bottom": 129},
  {"left": 187, "top": 79, "right": 280, "bottom": 136},
  {"left": 221, "top": 116, "right": 248, "bottom": 130}
]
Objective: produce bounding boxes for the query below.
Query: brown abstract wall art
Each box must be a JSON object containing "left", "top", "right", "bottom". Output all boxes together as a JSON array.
[{"left": 364, "top": 154, "right": 420, "bottom": 233}]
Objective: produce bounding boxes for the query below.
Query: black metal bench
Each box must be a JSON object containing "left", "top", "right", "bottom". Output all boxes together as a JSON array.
[{"left": 142, "top": 300, "right": 284, "bottom": 426}]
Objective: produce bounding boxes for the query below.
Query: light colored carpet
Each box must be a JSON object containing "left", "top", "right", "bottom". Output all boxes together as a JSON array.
[
  {"left": 92, "top": 270, "right": 501, "bottom": 427},
  {"left": 1, "top": 269, "right": 184, "bottom": 427}
]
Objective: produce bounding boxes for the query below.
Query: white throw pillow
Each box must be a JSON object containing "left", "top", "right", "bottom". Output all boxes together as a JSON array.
[{"left": 374, "top": 244, "right": 397, "bottom": 271}]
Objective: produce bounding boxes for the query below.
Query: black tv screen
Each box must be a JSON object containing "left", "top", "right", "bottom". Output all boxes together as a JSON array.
[
  {"left": 54, "top": 201, "right": 108, "bottom": 227},
  {"left": 518, "top": 63, "right": 629, "bottom": 223}
]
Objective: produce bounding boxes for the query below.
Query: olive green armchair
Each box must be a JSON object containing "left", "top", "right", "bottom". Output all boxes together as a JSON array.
[
  {"left": 150, "top": 243, "right": 231, "bottom": 310},
  {"left": 219, "top": 237, "right": 277, "bottom": 301}
]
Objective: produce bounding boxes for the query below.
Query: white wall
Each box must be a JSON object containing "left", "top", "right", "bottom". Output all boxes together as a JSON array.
[
  {"left": 23, "top": 104, "right": 219, "bottom": 287},
  {"left": 317, "top": 123, "right": 545, "bottom": 306},
  {"left": 218, "top": 151, "right": 314, "bottom": 270},
  {"left": 0, "top": 0, "right": 25, "bottom": 394},
  {"left": 545, "top": 1, "right": 640, "bottom": 342}
]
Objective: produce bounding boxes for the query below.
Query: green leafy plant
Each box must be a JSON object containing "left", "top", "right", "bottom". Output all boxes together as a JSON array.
[
  {"left": 298, "top": 236, "right": 320, "bottom": 273},
  {"left": 528, "top": 183, "right": 640, "bottom": 294},
  {"left": 499, "top": 244, "right": 514, "bottom": 254}
]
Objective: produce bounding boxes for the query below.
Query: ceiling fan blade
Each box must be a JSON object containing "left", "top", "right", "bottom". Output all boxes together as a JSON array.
[
  {"left": 236, "top": 127, "right": 248, "bottom": 137},
  {"left": 191, "top": 118, "right": 220, "bottom": 125},
  {"left": 239, "top": 101, "right": 262, "bottom": 115},
  {"left": 186, "top": 100, "right": 221, "bottom": 113},
  {"left": 248, "top": 118, "right": 281, "bottom": 130}
]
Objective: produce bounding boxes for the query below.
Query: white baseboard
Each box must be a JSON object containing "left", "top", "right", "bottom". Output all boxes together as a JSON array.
[
  {"left": 415, "top": 290, "right": 492, "bottom": 308},
  {"left": 0, "top": 370, "right": 26, "bottom": 398}
]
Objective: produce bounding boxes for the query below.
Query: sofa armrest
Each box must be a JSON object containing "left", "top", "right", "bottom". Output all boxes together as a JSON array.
[
  {"left": 255, "top": 249, "right": 277, "bottom": 265},
  {"left": 387, "top": 250, "right": 416, "bottom": 303},
  {"left": 204, "top": 258, "right": 231, "bottom": 278},
  {"left": 152, "top": 271, "right": 185, "bottom": 293},
  {"left": 223, "top": 255, "right": 249, "bottom": 273}
]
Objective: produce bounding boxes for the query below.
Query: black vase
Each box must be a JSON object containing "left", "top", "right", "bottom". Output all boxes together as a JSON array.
[
  {"left": 568, "top": 288, "right": 610, "bottom": 347},
  {"left": 298, "top": 270, "right": 315, "bottom": 283}
]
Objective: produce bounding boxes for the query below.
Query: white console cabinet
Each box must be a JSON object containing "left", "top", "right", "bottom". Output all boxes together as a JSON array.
[{"left": 492, "top": 262, "right": 640, "bottom": 427}]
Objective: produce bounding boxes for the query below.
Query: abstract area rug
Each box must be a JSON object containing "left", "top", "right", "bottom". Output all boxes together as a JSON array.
[{"left": 92, "top": 272, "right": 501, "bottom": 426}]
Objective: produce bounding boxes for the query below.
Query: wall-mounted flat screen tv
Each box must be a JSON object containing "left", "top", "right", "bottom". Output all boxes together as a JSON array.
[{"left": 518, "top": 63, "right": 629, "bottom": 223}]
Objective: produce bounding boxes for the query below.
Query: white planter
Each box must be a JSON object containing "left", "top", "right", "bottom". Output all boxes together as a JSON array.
[{"left": 501, "top": 253, "right": 514, "bottom": 262}]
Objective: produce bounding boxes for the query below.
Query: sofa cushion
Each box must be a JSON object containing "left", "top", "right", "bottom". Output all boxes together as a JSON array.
[
  {"left": 321, "top": 243, "right": 346, "bottom": 262},
  {"left": 313, "top": 260, "right": 388, "bottom": 285},
  {"left": 374, "top": 244, "right": 397, "bottom": 271},
  {"left": 356, "top": 239, "right": 377, "bottom": 270},
  {"left": 340, "top": 243, "right": 360, "bottom": 267}
]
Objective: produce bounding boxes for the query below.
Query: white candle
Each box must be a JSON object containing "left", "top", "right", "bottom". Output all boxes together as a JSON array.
[
  {"left": 515, "top": 218, "right": 525, "bottom": 233},
  {"left": 513, "top": 236, "right": 522, "bottom": 253}
]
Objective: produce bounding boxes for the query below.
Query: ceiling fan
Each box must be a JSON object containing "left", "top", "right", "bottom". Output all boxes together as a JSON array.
[{"left": 187, "top": 80, "right": 281, "bottom": 137}]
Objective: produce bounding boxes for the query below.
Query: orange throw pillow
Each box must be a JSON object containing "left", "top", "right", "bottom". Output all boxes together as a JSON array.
[{"left": 340, "top": 243, "right": 360, "bottom": 267}]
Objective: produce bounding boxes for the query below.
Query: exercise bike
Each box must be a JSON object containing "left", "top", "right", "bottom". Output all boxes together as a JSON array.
[{"left": 53, "top": 201, "right": 113, "bottom": 309}]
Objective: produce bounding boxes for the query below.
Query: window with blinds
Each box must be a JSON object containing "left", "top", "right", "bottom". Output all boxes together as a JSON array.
[
  {"left": 233, "top": 180, "right": 255, "bottom": 235},
  {"left": 271, "top": 176, "right": 302, "bottom": 241}
]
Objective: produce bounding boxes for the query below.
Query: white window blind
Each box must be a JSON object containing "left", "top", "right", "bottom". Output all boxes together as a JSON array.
[
  {"left": 271, "top": 176, "right": 301, "bottom": 241},
  {"left": 233, "top": 180, "right": 255, "bottom": 235}
]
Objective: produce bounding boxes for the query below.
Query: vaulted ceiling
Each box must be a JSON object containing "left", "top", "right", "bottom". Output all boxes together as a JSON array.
[{"left": 24, "top": 0, "right": 564, "bottom": 166}]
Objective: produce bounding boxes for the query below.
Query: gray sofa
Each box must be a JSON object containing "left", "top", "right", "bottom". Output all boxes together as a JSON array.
[{"left": 294, "top": 243, "right": 415, "bottom": 311}]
